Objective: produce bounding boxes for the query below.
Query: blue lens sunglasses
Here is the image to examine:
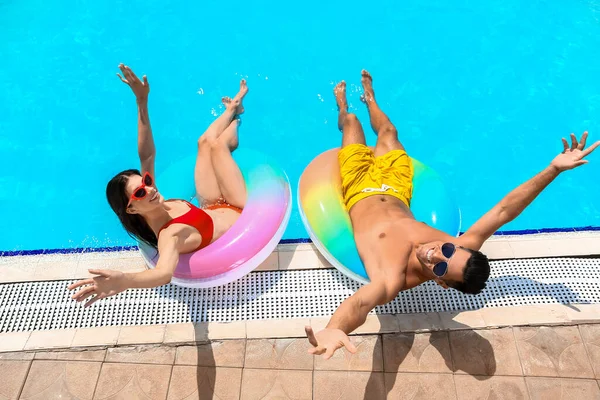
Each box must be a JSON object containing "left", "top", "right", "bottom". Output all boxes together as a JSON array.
[{"left": 432, "top": 243, "right": 459, "bottom": 277}]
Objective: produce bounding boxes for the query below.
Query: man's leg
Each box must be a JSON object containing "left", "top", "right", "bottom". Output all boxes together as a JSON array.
[
  {"left": 335, "top": 81, "right": 366, "bottom": 147},
  {"left": 360, "top": 70, "right": 406, "bottom": 157}
]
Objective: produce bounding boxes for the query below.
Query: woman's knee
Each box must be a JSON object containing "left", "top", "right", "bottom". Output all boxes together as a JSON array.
[{"left": 197, "top": 134, "right": 217, "bottom": 151}]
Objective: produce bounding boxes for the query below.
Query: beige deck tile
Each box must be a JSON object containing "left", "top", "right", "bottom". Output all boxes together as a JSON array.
[
  {"left": 396, "top": 312, "right": 443, "bottom": 332},
  {"left": 255, "top": 252, "right": 279, "bottom": 271},
  {"left": 246, "top": 318, "right": 309, "bottom": 339},
  {"left": 167, "top": 366, "right": 242, "bottom": 400},
  {"left": 561, "top": 304, "right": 600, "bottom": 324},
  {"left": 480, "top": 306, "right": 531, "bottom": 327},
  {"left": 163, "top": 323, "right": 195, "bottom": 344},
  {"left": 454, "top": 375, "right": 529, "bottom": 400},
  {"left": 241, "top": 368, "right": 312, "bottom": 400},
  {"left": 307, "top": 317, "right": 330, "bottom": 332},
  {"left": 313, "top": 371, "right": 385, "bottom": 400},
  {"left": 34, "top": 253, "right": 80, "bottom": 280},
  {"left": 525, "top": 377, "right": 600, "bottom": 400},
  {"left": 194, "top": 321, "right": 246, "bottom": 340},
  {"left": 353, "top": 314, "right": 399, "bottom": 334},
  {"left": 309, "top": 313, "right": 398, "bottom": 334},
  {"left": 0, "top": 360, "right": 31, "bottom": 400},
  {"left": 34, "top": 349, "right": 106, "bottom": 362},
  {"left": 382, "top": 331, "right": 453, "bottom": 373},
  {"left": 75, "top": 256, "right": 146, "bottom": 279},
  {"left": 0, "top": 351, "right": 35, "bottom": 361},
  {"left": 72, "top": 326, "right": 121, "bottom": 347},
  {"left": 93, "top": 362, "right": 172, "bottom": 400},
  {"left": 449, "top": 327, "right": 523, "bottom": 376},
  {"left": 0, "top": 256, "right": 39, "bottom": 283},
  {"left": 106, "top": 345, "right": 176, "bottom": 365},
  {"left": 313, "top": 335, "right": 382, "bottom": 372},
  {"left": 175, "top": 340, "right": 245, "bottom": 367},
  {"left": 316, "top": 251, "right": 333, "bottom": 268},
  {"left": 278, "top": 248, "right": 323, "bottom": 270},
  {"left": 276, "top": 243, "right": 315, "bottom": 252},
  {"left": 24, "top": 329, "right": 77, "bottom": 351},
  {"left": 480, "top": 239, "right": 515, "bottom": 259},
  {"left": 244, "top": 338, "right": 313, "bottom": 370},
  {"left": 0, "top": 332, "right": 31, "bottom": 353},
  {"left": 117, "top": 324, "right": 166, "bottom": 345},
  {"left": 510, "top": 237, "right": 600, "bottom": 258},
  {"left": 514, "top": 325, "right": 594, "bottom": 378},
  {"left": 384, "top": 372, "right": 457, "bottom": 399},
  {"left": 438, "top": 309, "right": 486, "bottom": 330},
  {"left": 579, "top": 324, "right": 600, "bottom": 379},
  {"left": 20, "top": 360, "right": 101, "bottom": 400},
  {"left": 482, "top": 305, "right": 570, "bottom": 327}
]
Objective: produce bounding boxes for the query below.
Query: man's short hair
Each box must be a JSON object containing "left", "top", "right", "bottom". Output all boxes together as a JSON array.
[{"left": 448, "top": 248, "right": 490, "bottom": 294}]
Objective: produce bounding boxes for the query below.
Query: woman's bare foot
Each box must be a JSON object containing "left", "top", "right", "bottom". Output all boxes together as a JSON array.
[
  {"left": 221, "top": 79, "right": 248, "bottom": 115},
  {"left": 334, "top": 81, "right": 348, "bottom": 111},
  {"left": 360, "top": 70, "right": 375, "bottom": 104}
]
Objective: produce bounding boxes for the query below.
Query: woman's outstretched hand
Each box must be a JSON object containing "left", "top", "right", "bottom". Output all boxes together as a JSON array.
[
  {"left": 117, "top": 63, "right": 149, "bottom": 101},
  {"left": 68, "top": 269, "right": 129, "bottom": 307}
]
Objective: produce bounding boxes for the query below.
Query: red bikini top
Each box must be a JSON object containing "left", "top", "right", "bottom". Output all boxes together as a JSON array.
[{"left": 158, "top": 200, "right": 214, "bottom": 250}]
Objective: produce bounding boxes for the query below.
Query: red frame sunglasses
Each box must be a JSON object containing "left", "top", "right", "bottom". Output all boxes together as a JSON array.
[{"left": 127, "top": 172, "right": 154, "bottom": 207}]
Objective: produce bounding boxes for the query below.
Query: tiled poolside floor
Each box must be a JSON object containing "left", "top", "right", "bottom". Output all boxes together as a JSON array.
[{"left": 3, "top": 323, "right": 600, "bottom": 399}]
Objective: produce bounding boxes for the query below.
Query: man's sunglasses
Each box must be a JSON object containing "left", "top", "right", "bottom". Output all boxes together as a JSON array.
[
  {"left": 433, "top": 242, "right": 457, "bottom": 277},
  {"left": 127, "top": 172, "right": 154, "bottom": 207}
]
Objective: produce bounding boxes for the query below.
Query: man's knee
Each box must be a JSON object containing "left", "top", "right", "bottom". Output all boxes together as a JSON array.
[
  {"left": 378, "top": 125, "right": 397, "bottom": 138},
  {"left": 344, "top": 113, "right": 360, "bottom": 125}
]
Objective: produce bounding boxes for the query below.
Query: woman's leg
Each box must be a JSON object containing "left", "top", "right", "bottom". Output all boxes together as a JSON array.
[
  {"left": 194, "top": 80, "right": 248, "bottom": 205},
  {"left": 210, "top": 119, "right": 247, "bottom": 209}
]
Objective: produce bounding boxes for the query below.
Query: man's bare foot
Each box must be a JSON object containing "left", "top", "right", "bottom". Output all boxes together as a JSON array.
[
  {"left": 360, "top": 70, "right": 375, "bottom": 104},
  {"left": 334, "top": 81, "right": 348, "bottom": 111},
  {"left": 221, "top": 79, "right": 248, "bottom": 115}
]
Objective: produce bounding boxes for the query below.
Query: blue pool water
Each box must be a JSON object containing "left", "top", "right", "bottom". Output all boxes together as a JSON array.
[{"left": 1, "top": 0, "right": 600, "bottom": 251}]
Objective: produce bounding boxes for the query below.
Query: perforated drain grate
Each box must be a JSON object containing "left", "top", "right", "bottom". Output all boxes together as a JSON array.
[{"left": 1, "top": 257, "right": 599, "bottom": 332}]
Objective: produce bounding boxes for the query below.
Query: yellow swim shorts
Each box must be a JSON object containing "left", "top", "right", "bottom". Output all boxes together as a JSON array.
[{"left": 338, "top": 144, "right": 414, "bottom": 211}]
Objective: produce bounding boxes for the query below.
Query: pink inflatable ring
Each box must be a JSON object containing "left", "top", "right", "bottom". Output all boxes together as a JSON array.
[{"left": 138, "top": 148, "right": 292, "bottom": 288}]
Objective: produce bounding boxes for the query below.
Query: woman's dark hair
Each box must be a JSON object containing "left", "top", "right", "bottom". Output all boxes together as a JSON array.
[{"left": 106, "top": 169, "right": 158, "bottom": 249}]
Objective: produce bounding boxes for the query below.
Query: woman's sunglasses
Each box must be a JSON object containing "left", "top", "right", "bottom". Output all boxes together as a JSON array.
[
  {"left": 432, "top": 243, "right": 457, "bottom": 277},
  {"left": 127, "top": 172, "right": 154, "bottom": 207}
]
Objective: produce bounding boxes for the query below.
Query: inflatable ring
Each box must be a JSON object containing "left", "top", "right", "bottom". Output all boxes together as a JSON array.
[
  {"left": 139, "top": 148, "right": 292, "bottom": 288},
  {"left": 298, "top": 147, "right": 461, "bottom": 284}
]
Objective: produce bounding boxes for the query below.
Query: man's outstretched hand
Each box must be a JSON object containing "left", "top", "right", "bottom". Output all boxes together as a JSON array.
[
  {"left": 305, "top": 325, "right": 357, "bottom": 360},
  {"left": 551, "top": 131, "right": 600, "bottom": 172}
]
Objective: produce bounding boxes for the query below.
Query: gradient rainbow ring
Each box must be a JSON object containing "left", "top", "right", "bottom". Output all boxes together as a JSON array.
[
  {"left": 139, "top": 148, "right": 292, "bottom": 288},
  {"left": 298, "top": 147, "right": 461, "bottom": 284}
]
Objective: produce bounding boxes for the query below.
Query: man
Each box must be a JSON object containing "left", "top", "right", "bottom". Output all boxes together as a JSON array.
[{"left": 305, "top": 70, "right": 599, "bottom": 359}]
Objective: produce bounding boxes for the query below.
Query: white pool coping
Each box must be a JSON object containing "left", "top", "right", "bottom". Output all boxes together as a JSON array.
[{"left": 1, "top": 231, "right": 599, "bottom": 284}]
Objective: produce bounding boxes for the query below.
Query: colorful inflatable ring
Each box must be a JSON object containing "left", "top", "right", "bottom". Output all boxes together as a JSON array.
[
  {"left": 139, "top": 148, "right": 292, "bottom": 288},
  {"left": 298, "top": 147, "right": 461, "bottom": 284}
]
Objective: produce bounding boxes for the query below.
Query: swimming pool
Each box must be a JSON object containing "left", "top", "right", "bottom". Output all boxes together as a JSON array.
[{"left": 1, "top": 0, "right": 599, "bottom": 252}]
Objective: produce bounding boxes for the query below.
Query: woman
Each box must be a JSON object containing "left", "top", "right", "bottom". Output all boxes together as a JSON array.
[{"left": 69, "top": 64, "right": 248, "bottom": 307}]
